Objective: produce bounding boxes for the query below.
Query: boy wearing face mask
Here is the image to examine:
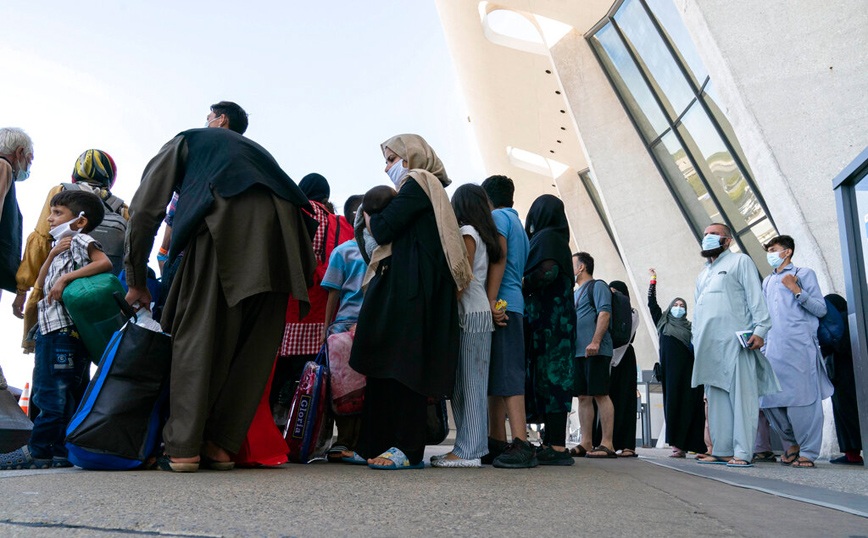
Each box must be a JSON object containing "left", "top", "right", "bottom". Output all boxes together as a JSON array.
[
  {"left": 0, "top": 190, "right": 112, "bottom": 470},
  {"left": 759, "top": 235, "right": 832, "bottom": 468}
]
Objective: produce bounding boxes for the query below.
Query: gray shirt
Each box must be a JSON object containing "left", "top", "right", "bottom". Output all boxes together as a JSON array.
[{"left": 574, "top": 280, "right": 613, "bottom": 357}]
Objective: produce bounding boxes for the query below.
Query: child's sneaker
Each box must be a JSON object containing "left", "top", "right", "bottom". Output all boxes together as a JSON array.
[
  {"left": 52, "top": 457, "right": 74, "bottom": 468},
  {"left": 536, "top": 446, "right": 575, "bottom": 466},
  {"left": 0, "top": 446, "right": 52, "bottom": 470},
  {"left": 492, "top": 439, "right": 538, "bottom": 469}
]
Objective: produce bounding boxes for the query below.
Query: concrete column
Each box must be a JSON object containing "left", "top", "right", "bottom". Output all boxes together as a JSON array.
[{"left": 674, "top": 0, "right": 868, "bottom": 295}]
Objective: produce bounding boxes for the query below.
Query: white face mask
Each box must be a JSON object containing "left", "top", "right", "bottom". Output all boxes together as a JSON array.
[
  {"left": 670, "top": 306, "right": 686, "bottom": 319},
  {"left": 50, "top": 212, "right": 85, "bottom": 241},
  {"left": 386, "top": 159, "right": 407, "bottom": 188}
]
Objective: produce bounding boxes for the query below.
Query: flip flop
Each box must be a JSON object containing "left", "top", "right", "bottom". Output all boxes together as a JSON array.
[
  {"left": 328, "top": 445, "right": 349, "bottom": 463},
  {"left": 726, "top": 458, "right": 754, "bottom": 468},
  {"left": 669, "top": 450, "right": 686, "bottom": 458},
  {"left": 791, "top": 458, "right": 816, "bottom": 469},
  {"left": 696, "top": 455, "right": 730, "bottom": 465},
  {"left": 368, "top": 447, "right": 424, "bottom": 470},
  {"left": 586, "top": 445, "right": 618, "bottom": 459},
  {"left": 149, "top": 455, "right": 199, "bottom": 473},
  {"left": 569, "top": 445, "right": 587, "bottom": 458},
  {"left": 780, "top": 448, "right": 800, "bottom": 465},
  {"left": 752, "top": 451, "right": 776, "bottom": 463},
  {"left": 341, "top": 452, "right": 368, "bottom": 465},
  {"left": 200, "top": 455, "right": 234, "bottom": 471},
  {"left": 618, "top": 449, "right": 639, "bottom": 458}
]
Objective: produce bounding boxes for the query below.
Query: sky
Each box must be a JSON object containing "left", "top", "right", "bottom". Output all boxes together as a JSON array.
[{"left": 0, "top": 0, "right": 486, "bottom": 389}]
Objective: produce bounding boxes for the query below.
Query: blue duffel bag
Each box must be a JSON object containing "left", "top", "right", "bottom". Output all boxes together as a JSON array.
[{"left": 65, "top": 294, "right": 172, "bottom": 470}]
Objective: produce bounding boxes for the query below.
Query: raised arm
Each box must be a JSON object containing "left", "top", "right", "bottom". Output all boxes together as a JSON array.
[{"left": 647, "top": 268, "right": 662, "bottom": 325}]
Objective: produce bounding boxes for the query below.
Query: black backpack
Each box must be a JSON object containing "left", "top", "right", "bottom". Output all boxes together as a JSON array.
[
  {"left": 62, "top": 183, "right": 127, "bottom": 276},
  {"left": 586, "top": 279, "right": 633, "bottom": 348}
]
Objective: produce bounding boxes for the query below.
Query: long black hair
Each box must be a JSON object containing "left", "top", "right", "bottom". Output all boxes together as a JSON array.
[{"left": 451, "top": 184, "right": 503, "bottom": 264}]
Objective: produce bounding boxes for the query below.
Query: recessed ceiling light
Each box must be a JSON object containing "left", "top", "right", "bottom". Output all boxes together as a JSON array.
[{"left": 555, "top": 90, "right": 561, "bottom": 95}]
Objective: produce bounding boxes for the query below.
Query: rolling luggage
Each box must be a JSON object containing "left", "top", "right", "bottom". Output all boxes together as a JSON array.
[
  {"left": 62, "top": 273, "right": 127, "bottom": 363},
  {"left": 284, "top": 347, "right": 333, "bottom": 463},
  {"left": 65, "top": 296, "right": 172, "bottom": 470}
]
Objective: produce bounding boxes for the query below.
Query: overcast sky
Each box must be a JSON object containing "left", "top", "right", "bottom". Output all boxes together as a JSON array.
[{"left": 0, "top": 0, "right": 486, "bottom": 388}]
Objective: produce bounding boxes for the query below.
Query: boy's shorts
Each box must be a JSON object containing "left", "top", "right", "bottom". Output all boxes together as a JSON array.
[
  {"left": 573, "top": 355, "right": 612, "bottom": 396},
  {"left": 488, "top": 313, "right": 525, "bottom": 397}
]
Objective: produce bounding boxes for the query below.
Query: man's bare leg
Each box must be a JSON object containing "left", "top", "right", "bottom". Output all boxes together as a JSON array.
[
  {"left": 504, "top": 395, "right": 527, "bottom": 442},
  {"left": 578, "top": 395, "right": 595, "bottom": 451},
  {"left": 488, "top": 396, "right": 507, "bottom": 442},
  {"left": 591, "top": 394, "right": 615, "bottom": 454}
]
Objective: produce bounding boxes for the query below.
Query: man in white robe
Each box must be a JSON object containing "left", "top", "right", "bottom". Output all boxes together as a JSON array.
[{"left": 692, "top": 223, "right": 780, "bottom": 467}]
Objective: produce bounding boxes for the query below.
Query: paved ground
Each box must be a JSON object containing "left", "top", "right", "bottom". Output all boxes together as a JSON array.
[{"left": 0, "top": 447, "right": 866, "bottom": 538}]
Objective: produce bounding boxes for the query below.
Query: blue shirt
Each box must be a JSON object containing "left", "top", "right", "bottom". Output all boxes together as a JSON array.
[
  {"left": 574, "top": 280, "right": 613, "bottom": 357},
  {"left": 321, "top": 240, "right": 367, "bottom": 321},
  {"left": 492, "top": 207, "right": 529, "bottom": 314}
]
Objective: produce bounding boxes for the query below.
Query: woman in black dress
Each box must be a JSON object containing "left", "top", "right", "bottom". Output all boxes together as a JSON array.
[
  {"left": 350, "top": 134, "right": 472, "bottom": 469},
  {"left": 648, "top": 269, "right": 706, "bottom": 457}
]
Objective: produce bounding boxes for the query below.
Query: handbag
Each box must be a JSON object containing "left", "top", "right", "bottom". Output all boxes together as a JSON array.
[
  {"left": 284, "top": 346, "right": 334, "bottom": 463},
  {"left": 62, "top": 272, "right": 127, "bottom": 363},
  {"left": 653, "top": 362, "right": 664, "bottom": 383},
  {"left": 326, "top": 320, "right": 366, "bottom": 416}
]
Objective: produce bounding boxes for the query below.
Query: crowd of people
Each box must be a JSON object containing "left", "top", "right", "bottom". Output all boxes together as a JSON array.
[{"left": 0, "top": 100, "right": 862, "bottom": 472}]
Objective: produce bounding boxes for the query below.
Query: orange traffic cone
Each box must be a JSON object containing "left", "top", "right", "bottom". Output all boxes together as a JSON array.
[{"left": 18, "top": 383, "right": 30, "bottom": 416}]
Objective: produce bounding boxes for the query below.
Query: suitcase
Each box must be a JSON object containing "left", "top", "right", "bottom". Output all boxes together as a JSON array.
[
  {"left": 65, "top": 297, "right": 172, "bottom": 470},
  {"left": 326, "top": 321, "right": 365, "bottom": 416},
  {"left": 284, "top": 347, "right": 333, "bottom": 463},
  {"left": 62, "top": 273, "right": 126, "bottom": 363}
]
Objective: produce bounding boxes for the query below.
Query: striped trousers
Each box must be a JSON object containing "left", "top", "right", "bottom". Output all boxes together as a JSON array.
[{"left": 451, "top": 329, "right": 492, "bottom": 459}]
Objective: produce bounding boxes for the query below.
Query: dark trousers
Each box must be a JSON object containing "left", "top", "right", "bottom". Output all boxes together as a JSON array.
[
  {"left": 831, "top": 352, "right": 862, "bottom": 452},
  {"left": 355, "top": 377, "right": 427, "bottom": 465},
  {"left": 593, "top": 350, "right": 637, "bottom": 451},
  {"left": 161, "top": 233, "right": 289, "bottom": 458},
  {"left": 30, "top": 328, "right": 90, "bottom": 459}
]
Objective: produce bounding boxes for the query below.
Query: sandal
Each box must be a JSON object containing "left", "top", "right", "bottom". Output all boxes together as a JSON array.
[
  {"left": 781, "top": 448, "right": 800, "bottom": 465},
  {"left": 696, "top": 455, "right": 731, "bottom": 465},
  {"left": 0, "top": 446, "right": 51, "bottom": 470},
  {"left": 328, "top": 445, "right": 349, "bottom": 463},
  {"left": 341, "top": 452, "right": 368, "bottom": 465},
  {"left": 752, "top": 451, "right": 776, "bottom": 463},
  {"left": 586, "top": 445, "right": 618, "bottom": 459},
  {"left": 618, "top": 449, "right": 639, "bottom": 458},
  {"left": 368, "top": 447, "right": 424, "bottom": 470},
  {"left": 791, "top": 457, "right": 816, "bottom": 469},
  {"left": 200, "top": 455, "right": 234, "bottom": 471},
  {"left": 726, "top": 458, "right": 754, "bottom": 468},
  {"left": 569, "top": 445, "right": 587, "bottom": 458},
  {"left": 669, "top": 450, "right": 686, "bottom": 459},
  {"left": 149, "top": 455, "right": 199, "bottom": 473}
]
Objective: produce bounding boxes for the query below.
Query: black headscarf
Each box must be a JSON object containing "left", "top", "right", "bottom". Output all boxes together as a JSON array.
[
  {"left": 524, "top": 195, "right": 573, "bottom": 276},
  {"left": 609, "top": 280, "right": 629, "bottom": 299},
  {"left": 299, "top": 173, "right": 330, "bottom": 202}
]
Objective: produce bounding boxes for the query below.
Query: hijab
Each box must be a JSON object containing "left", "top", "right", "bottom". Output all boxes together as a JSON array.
[
  {"left": 609, "top": 280, "right": 629, "bottom": 299},
  {"left": 299, "top": 173, "right": 330, "bottom": 202},
  {"left": 362, "top": 134, "right": 472, "bottom": 291},
  {"left": 524, "top": 194, "right": 573, "bottom": 277},
  {"left": 657, "top": 297, "right": 692, "bottom": 348}
]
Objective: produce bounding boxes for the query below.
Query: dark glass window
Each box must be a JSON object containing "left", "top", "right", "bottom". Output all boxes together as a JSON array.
[{"left": 587, "top": 0, "right": 776, "bottom": 273}]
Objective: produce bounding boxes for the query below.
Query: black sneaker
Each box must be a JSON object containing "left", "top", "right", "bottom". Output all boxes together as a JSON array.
[
  {"left": 536, "top": 446, "right": 574, "bottom": 466},
  {"left": 481, "top": 437, "right": 508, "bottom": 465},
  {"left": 492, "top": 439, "right": 539, "bottom": 469}
]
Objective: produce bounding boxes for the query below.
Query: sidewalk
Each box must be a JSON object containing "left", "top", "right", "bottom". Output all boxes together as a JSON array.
[{"left": 0, "top": 445, "right": 864, "bottom": 537}]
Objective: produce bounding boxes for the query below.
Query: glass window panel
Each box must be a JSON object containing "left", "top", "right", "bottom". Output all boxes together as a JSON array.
[
  {"left": 854, "top": 179, "right": 868, "bottom": 288},
  {"left": 677, "top": 102, "right": 767, "bottom": 230},
  {"left": 579, "top": 170, "right": 621, "bottom": 258},
  {"left": 651, "top": 132, "right": 717, "bottom": 233},
  {"left": 750, "top": 218, "right": 777, "bottom": 247},
  {"left": 644, "top": 0, "right": 708, "bottom": 86},
  {"left": 701, "top": 80, "right": 754, "bottom": 178},
  {"left": 614, "top": 0, "right": 694, "bottom": 118},
  {"left": 591, "top": 23, "right": 669, "bottom": 141}
]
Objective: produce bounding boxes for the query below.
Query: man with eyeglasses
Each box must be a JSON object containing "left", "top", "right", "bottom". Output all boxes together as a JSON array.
[{"left": 691, "top": 223, "right": 779, "bottom": 468}]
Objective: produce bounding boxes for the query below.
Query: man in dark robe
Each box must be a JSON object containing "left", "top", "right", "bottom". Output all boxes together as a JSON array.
[{"left": 125, "top": 127, "right": 316, "bottom": 471}]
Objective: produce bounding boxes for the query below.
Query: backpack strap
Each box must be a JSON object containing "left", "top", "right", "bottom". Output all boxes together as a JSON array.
[
  {"left": 333, "top": 215, "right": 342, "bottom": 252},
  {"left": 102, "top": 194, "right": 125, "bottom": 214}
]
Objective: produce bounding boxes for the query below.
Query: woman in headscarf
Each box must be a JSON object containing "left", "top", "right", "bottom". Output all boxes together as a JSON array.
[
  {"left": 599, "top": 280, "right": 639, "bottom": 457},
  {"left": 522, "top": 195, "right": 576, "bottom": 465},
  {"left": 824, "top": 294, "right": 863, "bottom": 465},
  {"left": 350, "top": 134, "right": 471, "bottom": 469},
  {"left": 648, "top": 268, "right": 706, "bottom": 457},
  {"left": 272, "top": 172, "right": 352, "bottom": 426}
]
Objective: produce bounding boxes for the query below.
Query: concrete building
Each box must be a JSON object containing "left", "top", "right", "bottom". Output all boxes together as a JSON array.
[{"left": 434, "top": 0, "right": 868, "bottom": 455}]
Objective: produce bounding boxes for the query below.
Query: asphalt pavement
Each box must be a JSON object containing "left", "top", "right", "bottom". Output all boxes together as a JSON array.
[{"left": 0, "top": 446, "right": 866, "bottom": 538}]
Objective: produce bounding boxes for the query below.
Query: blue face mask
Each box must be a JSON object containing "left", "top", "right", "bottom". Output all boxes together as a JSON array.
[
  {"left": 14, "top": 160, "right": 30, "bottom": 182},
  {"left": 670, "top": 306, "right": 686, "bottom": 319},
  {"left": 387, "top": 158, "right": 407, "bottom": 188},
  {"left": 701, "top": 234, "right": 725, "bottom": 251},
  {"left": 767, "top": 251, "right": 786, "bottom": 269}
]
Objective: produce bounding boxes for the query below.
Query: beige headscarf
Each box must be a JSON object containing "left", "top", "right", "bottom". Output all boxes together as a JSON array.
[{"left": 362, "top": 134, "right": 472, "bottom": 292}]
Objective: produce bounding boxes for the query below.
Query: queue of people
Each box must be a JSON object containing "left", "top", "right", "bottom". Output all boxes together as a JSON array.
[{"left": 0, "top": 105, "right": 862, "bottom": 472}]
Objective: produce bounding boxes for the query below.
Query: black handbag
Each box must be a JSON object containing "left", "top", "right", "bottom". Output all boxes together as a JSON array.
[{"left": 653, "top": 362, "right": 664, "bottom": 383}]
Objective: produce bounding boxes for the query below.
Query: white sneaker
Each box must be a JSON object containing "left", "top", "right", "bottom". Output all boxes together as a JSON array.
[
  {"left": 431, "top": 457, "right": 482, "bottom": 468},
  {"left": 430, "top": 452, "right": 450, "bottom": 462}
]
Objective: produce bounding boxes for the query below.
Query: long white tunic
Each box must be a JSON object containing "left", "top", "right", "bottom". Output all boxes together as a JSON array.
[
  {"left": 691, "top": 250, "right": 780, "bottom": 396},
  {"left": 759, "top": 264, "right": 833, "bottom": 408}
]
